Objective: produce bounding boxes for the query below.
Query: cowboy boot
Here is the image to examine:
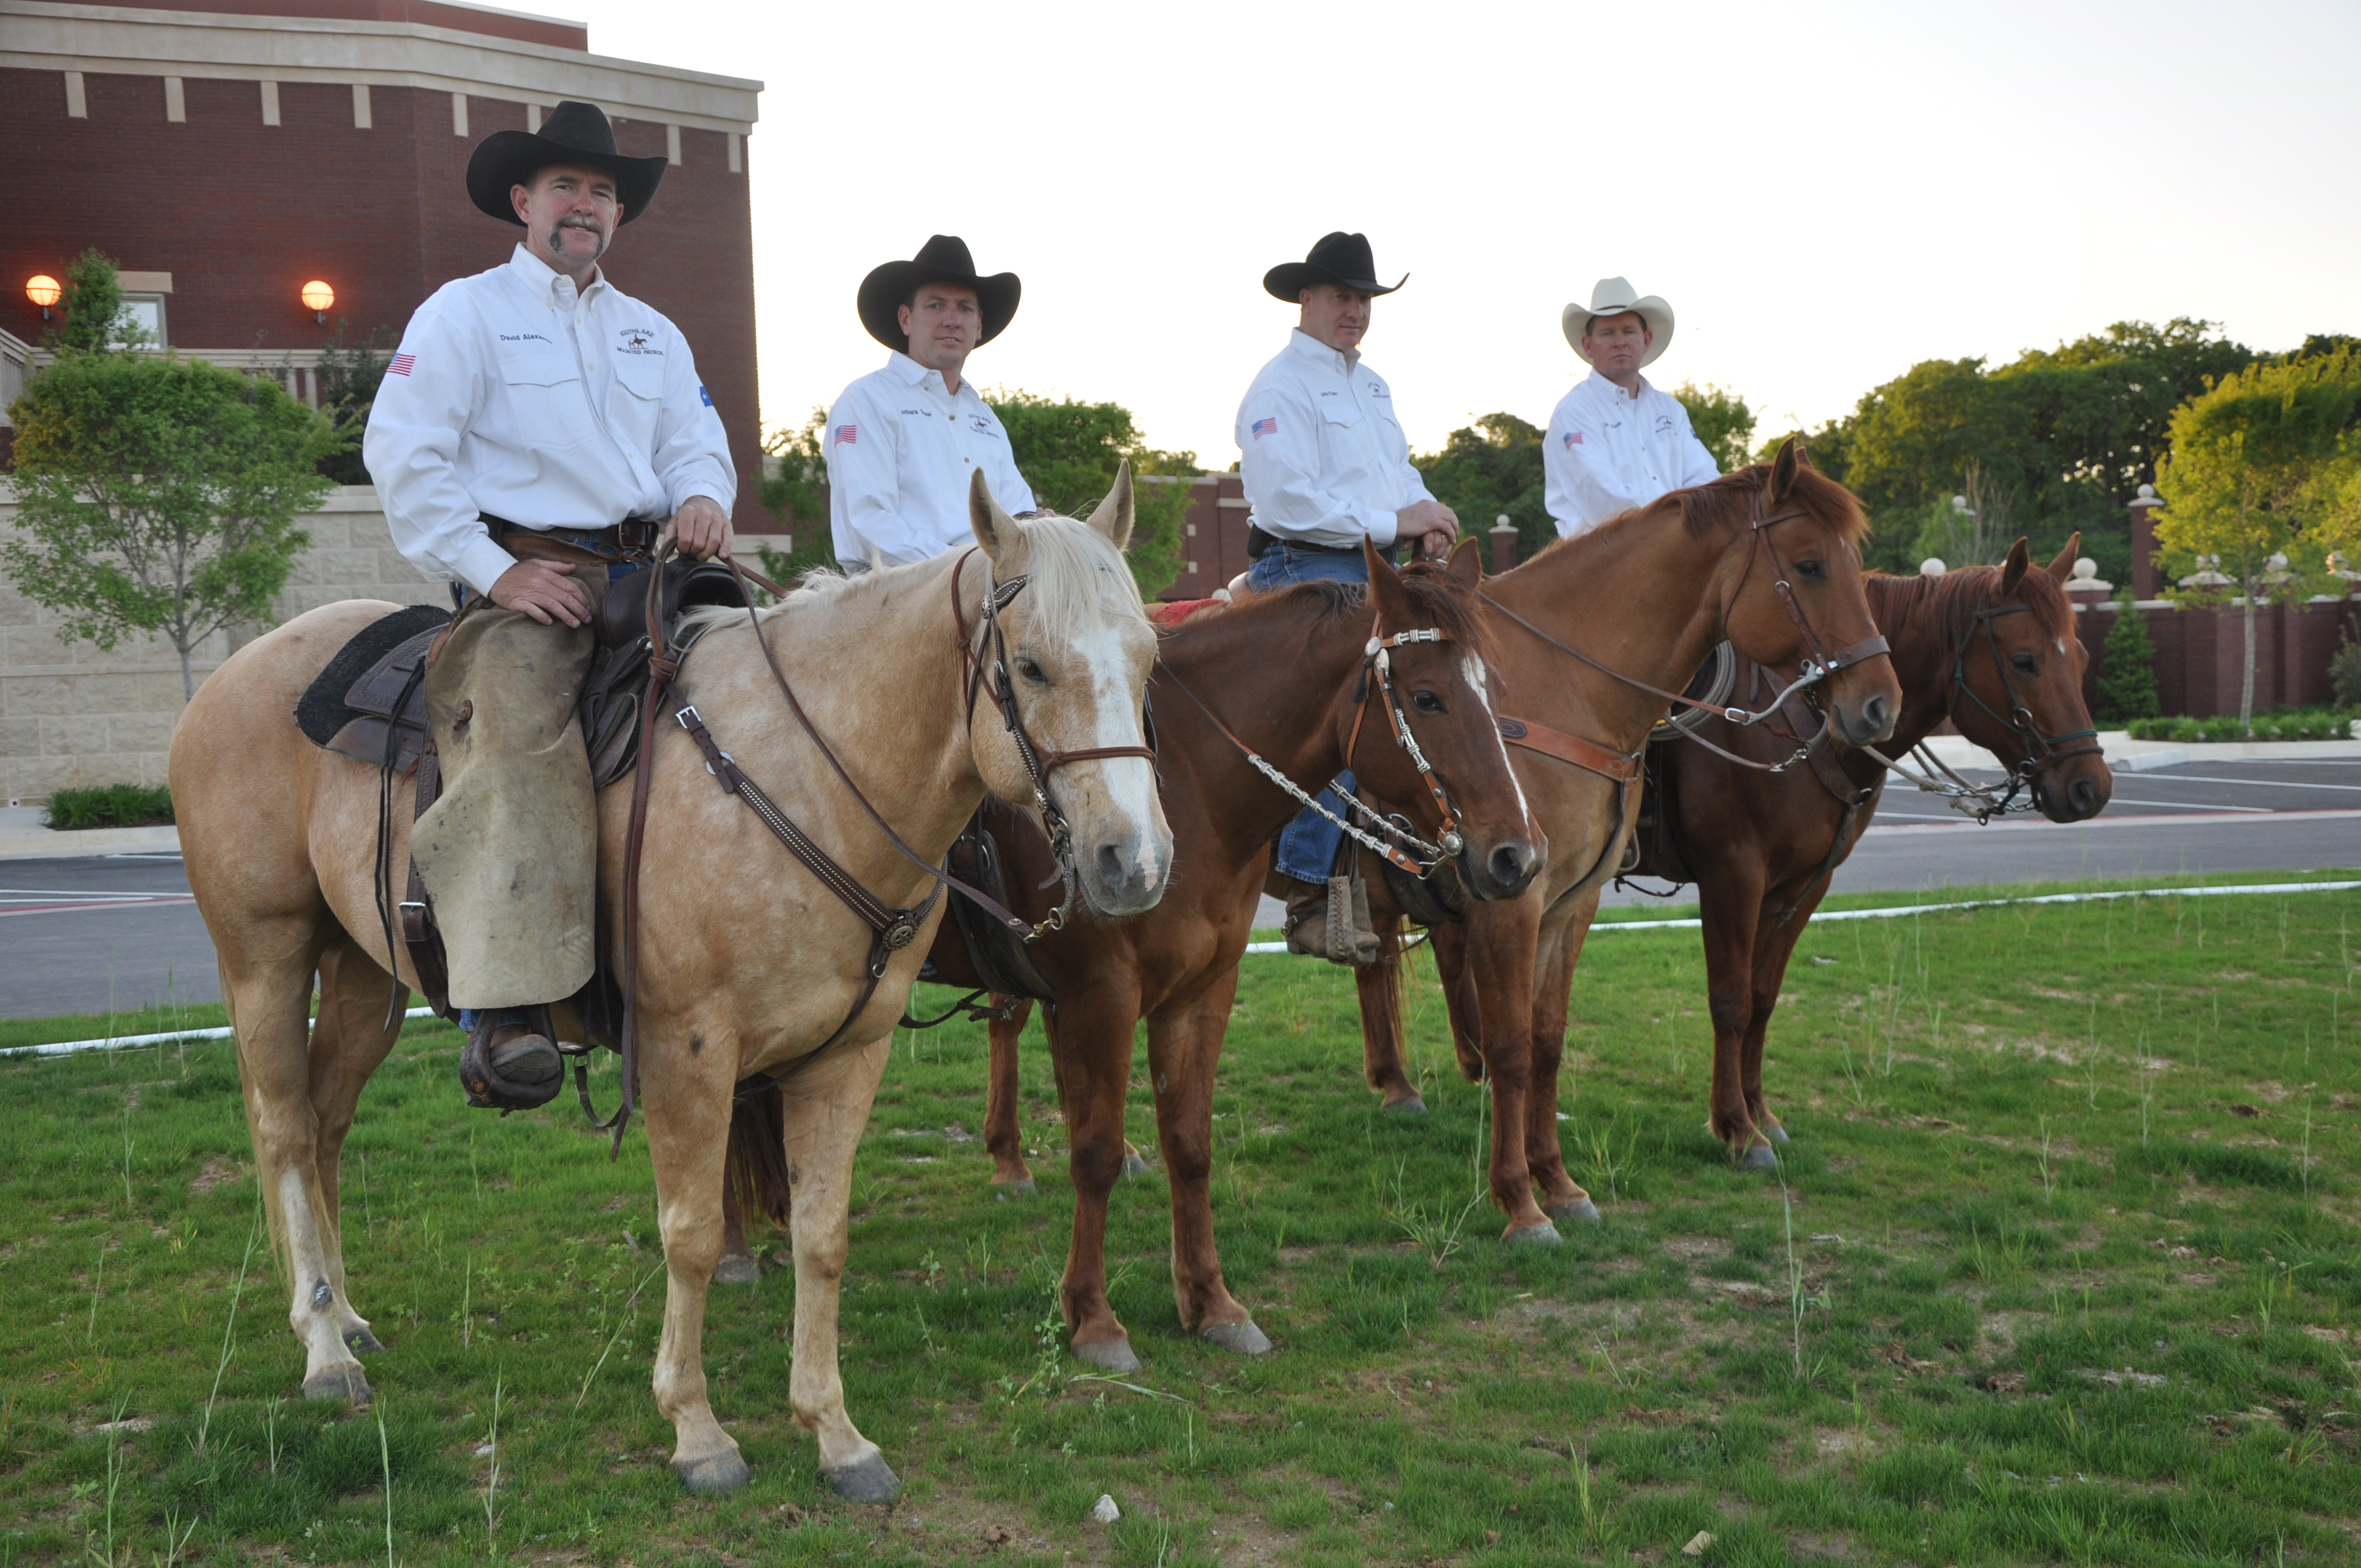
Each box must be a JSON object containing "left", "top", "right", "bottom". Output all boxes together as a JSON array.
[
  {"left": 1281, "top": 847, "right": 1381, "bottom": 967},
  {"left": 458, "top": 1005, "right": 564, "bottom": 1111}
]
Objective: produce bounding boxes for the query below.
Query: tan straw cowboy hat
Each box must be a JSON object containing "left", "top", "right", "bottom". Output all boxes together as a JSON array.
[{"left": 1563, "top": 276, "right": 1674, "bottom": 367}]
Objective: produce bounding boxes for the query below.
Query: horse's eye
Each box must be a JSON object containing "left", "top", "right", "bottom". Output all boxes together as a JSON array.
[
  {"left": 1016, "top": 655, "right": 1048, "bottom": 684},
  {"left": 1794, "top": 558, "right": 1825, "bottom": 580},
  {"left": 2011, "top": 652, "right": 2038, "bottom": 674},
  {"left": 1412, "top": 689, "right": 1445, "bottom": 713}
]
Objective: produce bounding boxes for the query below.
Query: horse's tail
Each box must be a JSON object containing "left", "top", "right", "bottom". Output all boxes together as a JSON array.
[{"left": 725, "top": 1081, "right": 795, "bottom": 1229}]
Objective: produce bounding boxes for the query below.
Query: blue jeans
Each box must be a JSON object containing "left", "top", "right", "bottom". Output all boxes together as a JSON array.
[{"left": 1252, "top": 542, "right": 1378, "bottom": 880}]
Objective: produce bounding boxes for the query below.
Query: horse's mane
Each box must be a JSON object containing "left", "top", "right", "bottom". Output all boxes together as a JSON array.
[
  {"left": 1169, "top": 563, "right": 1495, "bottom": 663},
  {"left": 1521, "top": 459, "right": 1871, "bottom": 567},
  {"left": 1865, "top": 560, "right": 2073, "bottom": 651}
]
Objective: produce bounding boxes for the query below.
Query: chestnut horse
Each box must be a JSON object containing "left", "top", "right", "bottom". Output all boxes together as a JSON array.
[
  {"left": 170, "top": 476, "right": 1167, "bottom": 1499},
  {"left": 873, "top": 541, "right": 1539, "bottom": 1371},
  {"left": 1636, "top": 536, "right": 2112, "bottom": 1163},
  {"left": 1354, "top": 442, "right": 1901, "bottom": 1238}
]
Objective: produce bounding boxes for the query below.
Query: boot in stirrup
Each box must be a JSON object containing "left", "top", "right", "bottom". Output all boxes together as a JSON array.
[{"left": 459, "top": 1004, "right": 564, "bottom": 1111}]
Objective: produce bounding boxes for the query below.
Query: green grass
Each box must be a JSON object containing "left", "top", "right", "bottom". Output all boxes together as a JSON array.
[
  {"left": 3, "top": 874, "right": 2359, "bottom": 1564},
  {"left": 39, "top": 785, "right": 175, "bottom": 830}
]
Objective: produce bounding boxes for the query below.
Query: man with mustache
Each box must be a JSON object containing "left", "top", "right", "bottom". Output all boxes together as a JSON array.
[
  {"left": 365, "top": 100, "right": 736, "bottom": 1110},
  {"left": 1544, "top": 276, "right": 1720, "bottom": 537},
  {"left": 822, "top": 236, "right": 1033, "bottom": 570}
]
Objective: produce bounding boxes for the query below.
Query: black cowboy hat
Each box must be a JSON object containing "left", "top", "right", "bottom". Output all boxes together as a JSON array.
[
  {"left": 1263, "top": 231, "right": 1405, "bottom": 301},
  {"left": 466, "top": 100, "right": 668, "bottom": 227},
  {"left": 857, "top": 235, "right": 1021, "bottom": 351}
]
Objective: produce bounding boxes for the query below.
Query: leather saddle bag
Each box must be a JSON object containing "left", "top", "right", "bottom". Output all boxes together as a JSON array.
[{"left": 944, "top": 809, "right": 1058, "bottom": 1002}]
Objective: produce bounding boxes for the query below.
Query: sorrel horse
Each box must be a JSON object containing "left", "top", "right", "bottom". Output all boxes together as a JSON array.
[
  {"left": 837, "top": 540, "right": 1539, "bottom": 1371},
  {"left": 1639, "top": 536, "right": 2112, "bottom": 1163},
  {"left": 169, "top": 476, "right": 1168, "bottom": 1499},
  {"left": 1353, "top": 442, "right": 1902, "bottom": 1239}
]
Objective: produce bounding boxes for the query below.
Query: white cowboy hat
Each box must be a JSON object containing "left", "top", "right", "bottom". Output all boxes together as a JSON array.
[{"left": 1562, "top": 277, "right": 1674, "bottom": 367}]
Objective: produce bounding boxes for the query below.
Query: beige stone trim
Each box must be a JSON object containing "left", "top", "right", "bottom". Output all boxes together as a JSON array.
[
  {"left": 450, "top": 88, "right": 466, "bottom": 136},
  {"left": 259, "top": 77, "right": 278, "bottom": 124},
  {"left": 2, "top": 0, "right": 760, "bottom": 132},
  {"left": 727, "top": 129, "right": 741, "bottom": 173},
  {"left": 351, "top": 79, "right": 369, "bottom": 127},
  {"left": 162, "top": 72, "right": 183, "bottom": 119},
  {"left": 665, "top": 122, "right": 679, "bottom": 165},
  {"left": 115, "top": 271, "right": 172, "bottom": 293},
  {"left": 62, "top": 65, "right": 84, "bottom": 114}
]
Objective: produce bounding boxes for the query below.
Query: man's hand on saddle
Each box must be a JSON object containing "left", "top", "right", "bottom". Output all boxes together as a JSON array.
[
  {"left": 488, "top": 559, "right": 593, "bottom": 628},
  {"left": 665, "top": 495, "right": 734, "bottom": 562},
  {"left": 1396, "top": 499, "right": 1461, "bottom": 563}
]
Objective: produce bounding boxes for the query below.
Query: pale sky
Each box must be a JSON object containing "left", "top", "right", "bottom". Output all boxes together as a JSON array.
[{"left": 559, "top": 0, "right": 2359, "bottom": 469}]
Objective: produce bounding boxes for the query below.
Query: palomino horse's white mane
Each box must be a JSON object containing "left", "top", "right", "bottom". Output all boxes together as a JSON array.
[{"left": 682, "top": 511, "right": 1146, "bottom": 647}]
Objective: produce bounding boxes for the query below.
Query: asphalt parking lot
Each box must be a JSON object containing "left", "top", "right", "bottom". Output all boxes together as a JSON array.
[{"left": 9, "top": 756, "right": 2361, "bottom": 1020}]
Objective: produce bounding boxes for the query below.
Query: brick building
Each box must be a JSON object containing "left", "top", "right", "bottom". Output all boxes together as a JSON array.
[{"left": 0, "top": 0, "right": 768, "bottom": 531}]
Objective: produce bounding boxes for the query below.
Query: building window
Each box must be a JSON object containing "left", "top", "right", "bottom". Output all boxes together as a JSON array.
[{"left": 116, "top": 296, "right": 167, "bottom": 349}]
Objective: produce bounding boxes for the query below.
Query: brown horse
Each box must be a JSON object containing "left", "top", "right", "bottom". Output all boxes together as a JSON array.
[
  {"left": 170, "top": 478, "right": 1167, "bottom": 1499},
  {"left": 1354, "top": 442, "right": 1901, "bottom": 1239},
  {"left": 879, "top": 540, "right": 1540, "bottom": 1371},
  {"left": 1638, "top": 536, "right": 2112, "bottom": 1163}
]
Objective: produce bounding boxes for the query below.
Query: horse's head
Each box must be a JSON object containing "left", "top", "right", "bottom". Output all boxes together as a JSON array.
[
  {"left": 966, "top": 465, "right": 1173, "bottom": 918},
  {"left": 1353, "top": 538, "right": 1543, "bottom": 901},
  {"left": 1716, "top": 438, "right": 1902, "bottom": 748},
  {"left": 1953, "top": 535, "right": 2113, "bottom": 823}
]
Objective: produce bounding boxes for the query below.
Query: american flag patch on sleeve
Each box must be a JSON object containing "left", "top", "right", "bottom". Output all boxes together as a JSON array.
[
  {"left": 834, "top": 423, "right": 858, "bottom": 446},
  {"left": 388, "top": 352, "right": 416, "bottom": 377},
  {"left": 1250, "top": 416, "right": 1279, "bottom": 440},
  {"left": 1563, "top": 429, "right": 1582, "bottom": 448}
]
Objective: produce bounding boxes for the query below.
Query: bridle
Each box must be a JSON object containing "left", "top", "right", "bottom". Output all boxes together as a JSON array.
[
  {"left": 1482, "top": 491, "right": 1891, "bottom": 776},
  {"left": 1862, "top": 593, "right": 2101, "bottom": 823},
  {"left": 951, "top": 547, "right": 1160, "bottom": 938},
  {"left": 1161, "top": 609, "right": 1475, "bottom": 876}
]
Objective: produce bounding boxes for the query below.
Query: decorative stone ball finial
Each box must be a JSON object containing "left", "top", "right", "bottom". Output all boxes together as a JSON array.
[{"left": 1919, "top": 558, "right": 1946, "bottom": 577}]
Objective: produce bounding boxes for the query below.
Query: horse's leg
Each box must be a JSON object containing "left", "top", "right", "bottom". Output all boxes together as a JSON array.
[
  {"left": 775, "top": 1036, "right": 899, "bottom": 1500},
  {"left": 1461, "top": 899, "right": 1555, "bottom": 1242},
  {"left": 712, "top": 1184, "right": 759, "bottom": 1286},
  {"left": 641, "top": 1030, "right": 747, "bottom": 1495},
  {"left": 1147, "top": 969, "right": 1268, "bottom": 1353},
  {"left": 1428, "top": 919, "right": 1488, "bottom": 1084},
  {"left": 1049, "top": 994, "right": 1143, "bottom": 1370},
  {"left": 1699, "top": 869, "right": 1774, "bottom": 1168},
  {"left": 1355, "top": 917, "right": 1425, "bottom": 1113},
  {"left": 1525, "top": 901, "right": 1599, "bottom": 1223},
  {"left": 1744, "top": 880, "right": 1830, "bottom": 1146},
  {"left": 307, "top": 933, "right": 407, "bottom": 1353},
  {"left": 983, "top": 997, "right": 1036, "bottom": 1191}
]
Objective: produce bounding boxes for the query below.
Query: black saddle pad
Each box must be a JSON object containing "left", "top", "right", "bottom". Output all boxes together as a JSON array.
[{"left": 294, "top": 603, "right": 453, "bottom": 767}]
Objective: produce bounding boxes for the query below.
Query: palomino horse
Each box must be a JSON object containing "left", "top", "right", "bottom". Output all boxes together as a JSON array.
[
  {"left": 886, "top": 540, "right": 1539, "bottom": 1371},
  {"left": 1644, "top": 536, "right": 2112, "bottom": 1163},
  {"left": 1354, "top": 441, "right": 1902, "bottom": 1239},
  {"left": 170, "top": 474, "right": 1169, "bottom": 1500}
]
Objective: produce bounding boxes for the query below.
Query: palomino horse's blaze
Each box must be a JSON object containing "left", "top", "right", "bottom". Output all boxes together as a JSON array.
[
  {"left": 1655, "top": 536, "right": 2112, "bottom": 1162},
  {"left": 1355, "top": 440, "right": 1903, "bottom": 1239},
  {"left": 170, "top": 470, "right": 1168, "bottom": 1500}
]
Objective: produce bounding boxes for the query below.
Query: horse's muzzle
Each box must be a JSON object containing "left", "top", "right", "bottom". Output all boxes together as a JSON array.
[
  {"left": 1080, "top": 828, "right": 1171, "bottom": 919},
  {"left": 2036, "top": 763, "right": 2113, "bottom": 824},
  {"left": 1833, "top": 688, "right": 1897, "bottom": 749},
  {"left": 1464, "top": 835, "right": 1542, "bottom": 902}
]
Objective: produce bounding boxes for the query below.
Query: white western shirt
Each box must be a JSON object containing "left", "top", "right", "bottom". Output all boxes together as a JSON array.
[
  {"left": 1235, "top": 330, "right": 1434, "bottom": 550},
  {"left": 824, "top": 353, "right": 1036, "bottom": 568},
  {"left": 1543, "top": 370, "right": 1721, "bottom": 538},
  {"left": 364, "top": 245, "right": 737, "bottom": 594}
]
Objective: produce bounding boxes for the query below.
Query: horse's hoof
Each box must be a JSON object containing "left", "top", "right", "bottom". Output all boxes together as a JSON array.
[
  {"left": 1202, "top": 1319, "right": 1272, "bottom": 1356},
  {"left": 1505, "top": 1221, "right": 1563, "bottom": 1247},
  {"left": 1122, "top": 1152, "right": 1154, "bottom": 1178},
  {"left": 1072, "top": 1336, "right": 1142, "bottom": 1373},
  {"left": 344, "top": 1326, "right": 385, "bottom": 1354},
  {"left": 994, "top": 1179, "right": 1038, "bottom": 1199},
  {"left": 1381, "top": 1095, "right": 1429, "bottom": 1116},
  {"left": 1547, "top": 1197, "right": 1602, "bottom": 1226},
  {"left": 711, "top": 1255, "right": 760, "bottom": 1286},
  {"left": 1766, "top": 1124, "right": 1791, "bottom": 1145},
  {"left": 820, "top": 1453, "right": 902, "bottom": 1503},
  {"left": 672, "top": 1450, "right": 751, "bottom": 1495},
  {"left": 302, "top": 1364, "right": 373, "bottom": 1404},
  {"left": 1739, "top": 1143, "right": 1780, "bottom": 1172}
]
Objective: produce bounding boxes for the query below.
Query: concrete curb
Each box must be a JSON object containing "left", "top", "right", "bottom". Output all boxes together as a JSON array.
[
  {"left": 0, "top": 825, "right": 182, "bottom": 861},
  {"left": 1914, "top": 730, "right": 2361, "bottom": 775}
]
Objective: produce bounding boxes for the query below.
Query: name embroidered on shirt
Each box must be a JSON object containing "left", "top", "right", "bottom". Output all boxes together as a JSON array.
[
  {"left": 619, "top": 326, "right": 658, "bottom": 353},
  {"left": 834, "top": 423, "right": 858, "bottom": 446},
  {"left": 1250, "top": 417, "right": 1279, "bottom": 440},
  {"left": 1563, "top": 430, "right": 1582, "bottom": 447},
  {"left": 388, "top": 352, "right": 416, "bottom": 377}
]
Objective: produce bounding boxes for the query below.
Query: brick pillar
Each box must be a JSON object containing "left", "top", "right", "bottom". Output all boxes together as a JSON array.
[
  {"left": 1488, "top": 514, "right": 1518, "bottom": 575},
  {"left": 2129, "top": 483, "right": 2162, "bottom": 599}
]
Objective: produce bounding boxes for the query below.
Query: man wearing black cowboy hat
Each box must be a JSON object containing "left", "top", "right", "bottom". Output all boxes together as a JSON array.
[
  {"left": 365, "top": 99, "right": 737, "bottom": 1112},
  {"left": 823, "top": 236, "right": 1035, "bottom": 569},
  {"left": 1234, "top": 231, "right": 1457, "bottom": 962}
]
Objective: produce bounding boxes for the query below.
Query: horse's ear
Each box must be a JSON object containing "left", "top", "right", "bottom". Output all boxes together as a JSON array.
[
  {"left": 2045, "top": 531, "right": 2082, "bottom": 586},
  {"left": 1766, "top": 436, "right": 1799, "bottom": 506},
  {"left": 1086, "top": 459, "right": 1135, "bottom": 551},
  {"left": 2000, "top": 536, "right": 2031, "bottom": 596},
  {"left": 1446, "top": 536, "right": 1483, "bottom": 588},
  {"left": 1362, "top": 536, "right": 1410, "bottom": 614},
  {"left": 967, "top": 467, "right": 1021, "bottom": 567}
]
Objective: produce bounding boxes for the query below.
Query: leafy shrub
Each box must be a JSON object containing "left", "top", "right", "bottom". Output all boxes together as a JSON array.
[
  {"left": 43, "top": 782, "right": 173, "bottom": 829},
  {"left": 2126, "top": 707, "right": 2352, "bottom": 742},
  {"left": 2093, "top": 591, "right": 2159, "bottom": 723},
  {"left": 2330, "top": 620, "right": 2361, "bottom": 709}
]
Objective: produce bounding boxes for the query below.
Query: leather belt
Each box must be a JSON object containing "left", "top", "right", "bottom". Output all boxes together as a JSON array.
[
  {"left": 1246, "top": 524, "right": 1399, "bottom": 565},
  {"left": 483, "top": 515, "right": 662, "bottom": 564}
]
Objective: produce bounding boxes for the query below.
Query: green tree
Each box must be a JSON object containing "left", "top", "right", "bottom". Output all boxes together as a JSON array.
[
  {"left": 312, "top": 322, "right": 391, "bottom": 486},
  {"left": 49, "top": 248, "right": 141, "bottom": 355},
  {"left": 3, "top": 351, "right": 340, "bottom": 699},
  {"left": 2154, "top": 349, "right": 2361, "bottom": 733},
  {"left": 1412, "top": 413, "right": 1548, "bottom": 563},
  {"left": 2093, "top": 589, "right": 2160, "bottom": 723},
  {"left": 1672, "top": 383, "right": 1756, "bottom": 473},
  {"left": 988, "top": 391, "right": 1199, "bottom": 599},
  {"left": 756, "top": 406, "right": 839, "bottom": 581}
]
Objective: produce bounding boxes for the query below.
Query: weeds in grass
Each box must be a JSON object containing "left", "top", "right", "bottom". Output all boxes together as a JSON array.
[
  {"left": 2137, "top": 1034, "right": 2154, "bottom": 1146},
  {"left": 2038, "top": 1115, "right": 2057, "bottom": 1203},
  {"left": 156, "top": 1505, "right": 196, "bottom": 1568},
  {"left": 263, "top": 1393, "right": 284, "bottom": 1474},
  {"left": 2301, "top": 1099, "right": 2315, "bottom": 1197},
  {"left": 376, "top": 1399, "right": 395, "bottom": 1568},
  {"left": 84, "top": 1239, "right": 105, "bottom": 1344},
  {"left": 194, "top": 1211, "right": 259, "bottom": 1455},
  {"left": 83, "top": 1396, "right": 131, "bottom": 1568},
  {"left": 482, "top": 1369, "right": 504, "bottom": 1556},
  {"left": 117, "top": 1104, "right": 133, "bottom": 1209},
  {"left": 574, "top": 1262, "right": 661, "bottom": 1411},
  {"left": 1383, "top": 1160, "right": 1482, "bottom": 1271},
  {"left": 1581, "top": 1123, "right": 1639, "bottom": 1202},
  {"left": 460, "top": 1253, "right": 472, "bottom": 1350}
]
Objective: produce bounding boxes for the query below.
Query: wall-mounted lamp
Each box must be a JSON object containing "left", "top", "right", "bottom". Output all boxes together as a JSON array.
[
  {"left": 300, "top": 279, "right": 335, "bottom": 323},
  {"left": 26, "top": 275, "right": 62, "bottom": 319}
]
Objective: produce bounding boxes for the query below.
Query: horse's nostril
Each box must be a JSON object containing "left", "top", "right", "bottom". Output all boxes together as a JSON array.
[
  {"left": 1488, "top": 841, "right": 1533, "bottom": 888},
  {"left": 1095, "top": 843, "right": 1127, "bottom": 885},
  {"left": 2069, "top": 777, "right": 2099, "bottom": 813}
]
